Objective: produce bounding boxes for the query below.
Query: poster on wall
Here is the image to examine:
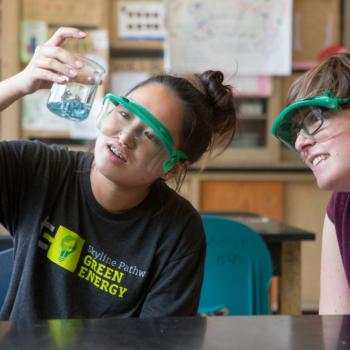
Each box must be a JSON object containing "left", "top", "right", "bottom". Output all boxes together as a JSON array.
[
  {"left": 117, "top": 0, "right": 165, "bottom": 41},
  {"left": 164, "top": 0, "right": 292, "bottom": 76}
]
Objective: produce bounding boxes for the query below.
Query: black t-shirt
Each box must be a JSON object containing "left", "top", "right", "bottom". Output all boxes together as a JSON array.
[{"left": 0, "top": 140, "right": 205, "bottom": 320}]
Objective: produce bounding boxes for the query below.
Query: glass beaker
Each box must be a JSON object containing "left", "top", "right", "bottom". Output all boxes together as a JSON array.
[{"left": 47, "top": 56, "right": 105, "bottom": 122}]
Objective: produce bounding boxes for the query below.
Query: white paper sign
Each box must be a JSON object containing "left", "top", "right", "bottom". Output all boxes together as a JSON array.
[{"left": 164, "top": 0, "right": 292, "bottom": 76}]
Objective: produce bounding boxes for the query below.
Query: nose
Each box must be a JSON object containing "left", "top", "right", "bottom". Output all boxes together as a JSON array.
[
  {"left": 294, "top": 130, "right": 316, "bottom": 152},
  {"left": 117, "top": 128, "right": 137, "bottom": 149}
]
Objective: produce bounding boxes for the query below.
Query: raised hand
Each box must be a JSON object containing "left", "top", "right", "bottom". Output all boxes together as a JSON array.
[{"left": 19, "top": 27, "right": 86, "bottom": 94}]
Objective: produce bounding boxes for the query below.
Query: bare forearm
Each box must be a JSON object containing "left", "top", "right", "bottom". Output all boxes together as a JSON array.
[{"left": 0, "top": 73, "right": 27, "bottom": 111}]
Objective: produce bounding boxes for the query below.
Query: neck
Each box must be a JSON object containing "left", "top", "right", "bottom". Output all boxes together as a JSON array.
[{"left": 90, "top": 164, "right": 152, "bottom": 214}]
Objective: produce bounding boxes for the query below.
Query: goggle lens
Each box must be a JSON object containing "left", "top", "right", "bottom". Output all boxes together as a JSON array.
[{"left": 96, "top": 94, "right": 189, "bottom": 173}]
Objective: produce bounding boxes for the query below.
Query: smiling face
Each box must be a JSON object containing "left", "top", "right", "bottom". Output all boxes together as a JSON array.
[
  {"left": 93, "top": 83, "right": 184, "bottom": 187},
  {"left": 295, "top": 110, "right": 350, "bottom": 191}
]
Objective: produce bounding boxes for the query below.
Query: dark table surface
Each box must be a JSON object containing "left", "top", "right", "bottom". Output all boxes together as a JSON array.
[
  {"left": 200, "top": 211, "right": 315, "bottom": 242},
  {"left": 0, "top": 315, "right": 348, "bottom": 350}
]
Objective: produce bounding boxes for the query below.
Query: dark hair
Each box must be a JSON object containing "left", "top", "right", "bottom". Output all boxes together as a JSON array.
[
  {"left": 129, "top": 70, "right": 237, "bottom": 176},
  {"left": 288, "top": 53, "right": 350, "bottom": 103}
]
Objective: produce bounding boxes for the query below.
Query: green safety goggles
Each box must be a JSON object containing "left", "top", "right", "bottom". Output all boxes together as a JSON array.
[
  {"left": 97, "top": 93, "right": 188, "bottom": 172},
  {"left": 271, "top": 90, "right": 350, "bottom": 150}
]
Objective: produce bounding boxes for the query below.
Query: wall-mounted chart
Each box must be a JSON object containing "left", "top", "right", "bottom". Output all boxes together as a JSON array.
[
  {"left": 117, "top": 0, "right": 165, "bottom": 40},
  {"left": 164, "top": 0, "right": 292, "bottom": 75}
]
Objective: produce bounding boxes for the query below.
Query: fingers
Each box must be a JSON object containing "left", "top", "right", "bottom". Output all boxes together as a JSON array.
[
  {"left": 33, "top": 67, "right": 69, "bottom": 84},
  {"left": 20, "top": 27, "right": 87, "bottom": 93},
  {"left": 46, "top": 27, "right": 86, "bottom": 47},
  {"left": 32, "top": 27, "right": 87, "bottom": 81},
  {"left": 41, "top": 27, "right": 86, "bottom": 68},
  {"left": 34, "top": 57, "right": 76, "bottom": 83},
  {"left": 34, "top": 45, "right": 82, "bottom": 75}
]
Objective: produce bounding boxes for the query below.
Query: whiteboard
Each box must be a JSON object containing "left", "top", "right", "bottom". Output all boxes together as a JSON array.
[{"left": 164, "top": 0, "right": 292, "bottom": 76}]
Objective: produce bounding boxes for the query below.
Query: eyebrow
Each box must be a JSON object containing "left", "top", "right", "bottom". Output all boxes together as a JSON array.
[{"left": 116, "top": 105, "right": 134, "bottom": 117}]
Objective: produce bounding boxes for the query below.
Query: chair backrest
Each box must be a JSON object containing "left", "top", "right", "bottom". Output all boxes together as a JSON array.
[
  {"left": 199, "top": 215, "right": 273, "bottom": 316},
  {"left": 0, "top": 248, "right": 14, "bottom": 310}
]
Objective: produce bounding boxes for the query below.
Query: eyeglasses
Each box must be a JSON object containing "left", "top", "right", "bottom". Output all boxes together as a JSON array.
[
  {"left": 96, "top": 94, "right": 188, "bottom": 172},
  {"left": 272, "top": 90, "right": 350, "bottom": 150},
  {"left": 289, "top": 106, "right": 337, "bottom": 147}
]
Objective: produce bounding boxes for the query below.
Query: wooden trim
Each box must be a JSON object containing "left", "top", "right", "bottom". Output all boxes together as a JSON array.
[
  {"left": 280, "top": 241, "right": 301, "bottom": 314},
  {"left": 344, "top": 0, "right": 350, "bottom": 50},
  {"left": 22, "top": 0, "right": 109, "bottom": 27},
  {"left": 0, "top": 0, "right": 21, "bottom": 140}
]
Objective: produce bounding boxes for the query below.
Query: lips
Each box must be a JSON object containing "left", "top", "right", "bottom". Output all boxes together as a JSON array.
[{"left": 108, "top": 143, "right": 127, "bottom": 162}]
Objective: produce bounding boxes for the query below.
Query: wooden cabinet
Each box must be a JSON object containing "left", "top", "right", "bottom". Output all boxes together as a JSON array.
[{"left": 200, "top": 180, "right": 284, "bottom": 221}]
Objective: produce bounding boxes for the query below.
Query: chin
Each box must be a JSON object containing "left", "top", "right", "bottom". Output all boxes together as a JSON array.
[
  {"left": 314, "top": 171, "right": 334, "bottom": 191},
  {"left": 317, "top": 182, "right": 334, "bottom": 191},
  {"left": 316, "top": 176, "right": 350, "bottom": 192}
]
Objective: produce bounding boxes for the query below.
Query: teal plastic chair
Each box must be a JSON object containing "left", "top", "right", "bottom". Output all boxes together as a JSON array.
[
  {"left": 0, "top": 248, "right": 13, "bottom": 310},
  {"left": 199, "top": 215, "right": 273, "bottom": 316}
]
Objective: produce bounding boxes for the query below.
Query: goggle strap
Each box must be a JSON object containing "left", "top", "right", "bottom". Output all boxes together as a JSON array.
[
  {"left": 322, "top": 90, "right": 350, "bottom": 106},
  {"left": 338, "top": 97, "right": 350, "bottom": 104},
  {"left": 163, "top": 150, "right": 188, "bottom": 172}
]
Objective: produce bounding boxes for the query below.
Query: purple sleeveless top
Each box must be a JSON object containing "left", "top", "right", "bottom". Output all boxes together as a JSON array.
[{"left": 327, "top": 192, "right": 350, "bottom": 286}]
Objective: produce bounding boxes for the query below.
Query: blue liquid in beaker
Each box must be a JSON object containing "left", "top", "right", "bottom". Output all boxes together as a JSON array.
[{"left": 47, "top": 99, "right": 91, "bottom": 121}]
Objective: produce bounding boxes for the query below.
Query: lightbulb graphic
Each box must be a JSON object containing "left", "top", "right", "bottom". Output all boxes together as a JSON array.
[{"left": 59, "top": 235, "right": 78, "bottom": 262}]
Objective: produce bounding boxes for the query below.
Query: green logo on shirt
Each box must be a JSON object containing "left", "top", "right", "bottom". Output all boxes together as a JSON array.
[
  {"left": 46, "top": 226, "right": 85, "bottom": 272},
  {"left": 58, "top": 235, "right": 78, "bottom": 262}
]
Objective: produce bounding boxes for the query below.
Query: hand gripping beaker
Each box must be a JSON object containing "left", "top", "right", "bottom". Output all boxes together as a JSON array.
[{"left": 47, "top": 55, "right": 105, "bottom": 121}]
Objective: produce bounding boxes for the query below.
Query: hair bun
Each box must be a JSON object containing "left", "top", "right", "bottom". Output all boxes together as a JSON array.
[
  {"left": 196, "top": 70, "right": 232, "bottom": 107},
  {"left": 195, "top": 70, "right": 237, "bottom": 142}
]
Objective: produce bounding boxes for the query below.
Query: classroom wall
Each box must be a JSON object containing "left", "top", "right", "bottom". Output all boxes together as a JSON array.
[{"left": 0, "top": 0, "right": 346, "bottom": 313}]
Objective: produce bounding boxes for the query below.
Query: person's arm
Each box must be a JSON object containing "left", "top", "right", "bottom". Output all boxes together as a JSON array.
[
  {"left": 0, "top": 27, "right": 86, "bottom": 112},
  {"left": 140, "top": 246, "right": 205, "bottom": 318},
  {"left": 319, "top": 214, "right": 350, "bottom": 314},
  {"left": 139, "top": 213, "right": 206, "bottom": 318}
]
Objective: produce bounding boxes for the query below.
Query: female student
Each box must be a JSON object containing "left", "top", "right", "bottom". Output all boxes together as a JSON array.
[
  {"left": 272, "top": 53, "right": 350, "bottom": 314},
  {"left": 0, "top": 27, "right": 237, "bottom": 320}
]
